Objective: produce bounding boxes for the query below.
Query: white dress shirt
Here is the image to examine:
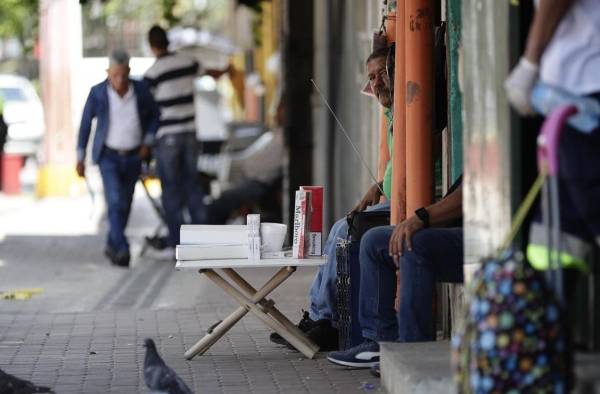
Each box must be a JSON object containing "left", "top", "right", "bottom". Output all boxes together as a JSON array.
[
  {"left": 540, "top": 0, "right": 600, "bottom": 95},
  {"left": 105, "top": 84, "right": 142, "bottom": 150}
]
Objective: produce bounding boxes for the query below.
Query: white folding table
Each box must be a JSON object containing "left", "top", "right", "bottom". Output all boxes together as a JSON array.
[{"left": 175, "top": 257, "right": 326, "bottom": 360}]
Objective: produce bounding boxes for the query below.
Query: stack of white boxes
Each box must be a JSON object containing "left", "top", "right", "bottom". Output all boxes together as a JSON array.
[{"left": 175, "top": 215, "right": 263, "bottom": 261}]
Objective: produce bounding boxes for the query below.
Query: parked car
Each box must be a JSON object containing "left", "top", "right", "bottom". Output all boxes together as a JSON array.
[{"left": 0, "top": 75, "right": 45, "bottom": 157}]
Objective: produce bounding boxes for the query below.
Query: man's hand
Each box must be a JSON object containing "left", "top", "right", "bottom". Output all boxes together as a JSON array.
[
  {"left": 388, "top": 215, "right": 424, "bottom": 264},
  {"left": 351, "top": 182, "right": 383, "bottom": 213},
  {"left": 504, "top": 57, "right": 539, "bottom": 116},
  {"left": 139, "top": 145, "right": 151, "bottom": 161},
  {"left": 76, "top": 161, "right": 85, "bottom": 178}
]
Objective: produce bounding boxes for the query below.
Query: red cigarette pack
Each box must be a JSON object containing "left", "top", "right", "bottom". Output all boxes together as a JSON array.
[{"left": 300, "top": 186, "right": 323, "bottom": 256}]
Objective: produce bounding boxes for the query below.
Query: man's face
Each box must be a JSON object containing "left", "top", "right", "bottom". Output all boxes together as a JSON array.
[
  {"left": 367, "top": 56, "right": 392, "bottom": 108},
  {"left": 107, "top": 64, "right": 130, "bottom": 94}
]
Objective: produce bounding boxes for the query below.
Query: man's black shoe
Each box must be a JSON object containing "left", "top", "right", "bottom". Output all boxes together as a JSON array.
[
  {"left": 278, "top": 318, "right": 339, "bottom": 352},
  {"left": 303, "top": 319, "right": 339, "bottom": 351},
  {"left": 270, "top": 310, "right": 314, "bottom": 345},
  {"left": 114, "top": 250, "right": 130, "bottom": 267},
  {"left": 105, "top": 246, "right": 130, "bottom": 267},
  {"left": 104, "top": 246, "right": 117, "bottom": 264},
  {"left": 146, "top": 235, "right": 168, "bottom": 251}
]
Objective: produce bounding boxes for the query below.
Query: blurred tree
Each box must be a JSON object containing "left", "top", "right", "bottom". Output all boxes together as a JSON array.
[
  {"left": 161, "top": 0, "right": 181, "bottom": 26},
  {"left": 81, "top": 0, "right": 231, "bottom": 56},
  {"left": 0, "top": 0, "right": 39, "bottom": 56}
]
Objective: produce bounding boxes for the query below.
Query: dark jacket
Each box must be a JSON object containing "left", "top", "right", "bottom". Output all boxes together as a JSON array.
[{"left": 76, "top": 79, "right": 160, "bottom": 163}]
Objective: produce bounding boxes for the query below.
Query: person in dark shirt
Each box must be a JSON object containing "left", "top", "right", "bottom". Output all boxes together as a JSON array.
[{"left": 327, "top": 177, "right": 463, "bottom": 368}]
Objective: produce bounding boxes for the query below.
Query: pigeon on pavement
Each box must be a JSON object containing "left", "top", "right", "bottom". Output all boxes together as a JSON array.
[
  {"left": 0, "top": 368, "right": 54, "bottom": 393},
  {"left": 143, "top": 338, "right": 193, "bottom": 394}
]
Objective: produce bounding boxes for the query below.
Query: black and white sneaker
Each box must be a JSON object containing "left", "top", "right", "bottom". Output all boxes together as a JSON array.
[
  {"left": 270, "top": 310, "right": 314, "bottom": 345},
  {"left": 327, "top": 340, "right": 380, "bottom": 368}
]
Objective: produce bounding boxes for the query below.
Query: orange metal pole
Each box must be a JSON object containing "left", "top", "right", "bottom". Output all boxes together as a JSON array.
[
  {"left": 404, "top": 0, "right": 433, "bottom": 215},
  {"left": 391, "top": 6, "right": 406, "bottom": 225}
]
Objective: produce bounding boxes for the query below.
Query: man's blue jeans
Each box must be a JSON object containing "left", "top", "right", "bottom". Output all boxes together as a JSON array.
[
  {"left": 155, "top": 132, "right": 207, "bottom": 247},
  {"left": 308, "top": 201, "right": 390, "bottom": 322},
  {"left": 359, "top": 226, "right": 463, "bottom": 342},
  {"left": 98, "top": 149, "right": 142, "bottom": 254}
]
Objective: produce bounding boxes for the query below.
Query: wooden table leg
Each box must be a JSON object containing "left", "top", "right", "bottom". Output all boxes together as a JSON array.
[
  {"left": 183, "top": 267, "right": 294, "bottom": 360},
  {"left": 222, "top": 268, "right": 319, "bottom": 351},
  {"left": 203, "top": 270, "right": 319, "bottom": 359}
]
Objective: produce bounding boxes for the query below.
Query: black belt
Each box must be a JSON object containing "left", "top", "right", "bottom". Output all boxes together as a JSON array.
[{"left": 104, "top": 146, "right": 140, "bottom": 156}]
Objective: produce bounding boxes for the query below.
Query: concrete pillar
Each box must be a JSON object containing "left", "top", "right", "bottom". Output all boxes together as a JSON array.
[
  {"left": 461, "top": 0, "right": 512, "bottom": 270},
  {"left": 37, "top": 0, "right": 82, "bottom": 197}
]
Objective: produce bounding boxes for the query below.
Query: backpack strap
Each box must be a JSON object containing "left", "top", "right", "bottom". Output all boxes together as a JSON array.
[{"left": 497, "top": 172, "right": 546, "bottom": 256}]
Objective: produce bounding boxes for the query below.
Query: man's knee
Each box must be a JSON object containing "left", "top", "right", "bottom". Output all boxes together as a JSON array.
[
  {"left": 103, "top": 186, "right": 122, "bottom": 208},
  {"left": 404, "top": 229, "right": 440, "bottom": 260},
  {"left": 331, "top": 217, "right": 349, "bottom": 240},
  {"left": 360, "top": 226, "right": 393, "bottom": 262}
]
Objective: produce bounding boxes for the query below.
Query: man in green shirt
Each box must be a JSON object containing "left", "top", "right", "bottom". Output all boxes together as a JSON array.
[{"left": 269, "top": 47, "right": 395, "bottom": 351}]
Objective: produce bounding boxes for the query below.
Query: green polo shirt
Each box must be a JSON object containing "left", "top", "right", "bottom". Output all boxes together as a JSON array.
[{"left": 382, "top": 108, "right": 393, "bottom": 200}]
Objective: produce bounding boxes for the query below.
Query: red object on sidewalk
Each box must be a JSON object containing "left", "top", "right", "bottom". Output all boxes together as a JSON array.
[{"left": 1, "top": 154, "right": 23, "bottom": 194}]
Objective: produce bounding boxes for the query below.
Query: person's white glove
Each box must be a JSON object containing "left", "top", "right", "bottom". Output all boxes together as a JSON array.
[{"left": 504, "top": 57, "right": 539, "bottom": 116}]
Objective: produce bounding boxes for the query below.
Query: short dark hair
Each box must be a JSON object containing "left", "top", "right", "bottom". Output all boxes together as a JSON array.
[
  {"left": 366, "top": 47, "right": 389, "bottom": 65},
  {"left": 148, "top": 25, "right": 169, "bottom": 49}
]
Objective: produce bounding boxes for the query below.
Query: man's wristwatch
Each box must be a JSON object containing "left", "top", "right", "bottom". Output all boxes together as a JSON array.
[{"left": 415, "top": 207, "right": 430, "bottom": 228}]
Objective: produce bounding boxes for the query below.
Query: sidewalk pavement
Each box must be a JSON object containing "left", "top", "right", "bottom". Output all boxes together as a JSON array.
[{"left": 0, "top": 177, "right": 380, "bottom": 394}]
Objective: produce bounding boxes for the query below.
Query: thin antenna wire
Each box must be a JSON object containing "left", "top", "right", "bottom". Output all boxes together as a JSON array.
[{"left": 310, "top": 78, "right": 386, "bottom": 196}]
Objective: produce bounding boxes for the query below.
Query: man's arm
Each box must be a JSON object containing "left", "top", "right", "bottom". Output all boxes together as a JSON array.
[
  {"left": 524, "top": 0, "right": 576, "bottom": 64},
  {"left": 388, "top": 184, "right": 462, "bottom": 263},
  {"left": 144, "top": 86, "right": 161, "bottom": 143},
  {"left": 76, "top": 90, "right": 96, "bottom": 177},
  {"left": 204, "top": 64, "right": 232, "bottom": 79},
  {"left": 139, "top": 86, "right": 161, "bottom": 160},
  {"left": 351, "top": 180, "right": 385, "bottom": 214},
  {"left": 504, "top": 0, "right": 575, "bottom": 115},
  {"left": 424, "top": 183, "right": 462, "bottom": 227}
]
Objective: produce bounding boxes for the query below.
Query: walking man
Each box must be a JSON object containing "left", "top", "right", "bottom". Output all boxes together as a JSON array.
[
  {"left": 76, "top": 50, "right": 160, "bottom": 267},
  {"left": 144, "top": 25, "right": 230, "bottom": 257}
]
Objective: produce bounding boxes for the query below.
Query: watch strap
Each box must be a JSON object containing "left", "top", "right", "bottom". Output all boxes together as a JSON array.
[{"left": 415, "top": 207, "right": 430, "bottom": 228}]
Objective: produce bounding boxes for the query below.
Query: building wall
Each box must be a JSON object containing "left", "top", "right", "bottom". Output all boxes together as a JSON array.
[{"left": 312, "top": 0, "right": 382, "bottom": 229}]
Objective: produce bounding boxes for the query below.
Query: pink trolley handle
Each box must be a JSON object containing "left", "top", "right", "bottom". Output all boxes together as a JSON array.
[{"left": 537, "top": 105, "right": 578, "bottom": 176}]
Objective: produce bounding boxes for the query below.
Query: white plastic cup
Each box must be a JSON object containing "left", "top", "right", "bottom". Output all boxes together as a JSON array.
[{"left": 260, "top": 223, "right": 287, "bottom": 252}]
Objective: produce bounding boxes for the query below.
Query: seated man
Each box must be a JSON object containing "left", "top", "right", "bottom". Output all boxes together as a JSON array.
[
  {"left": 327, "top": 179, "right": 463, "bottom": 368},
  {"left": 206, "top": 100, "right": 286, "bottom": 224},
  {"left": 270, "top": 46, "right": 395, "bottom": 351}
]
